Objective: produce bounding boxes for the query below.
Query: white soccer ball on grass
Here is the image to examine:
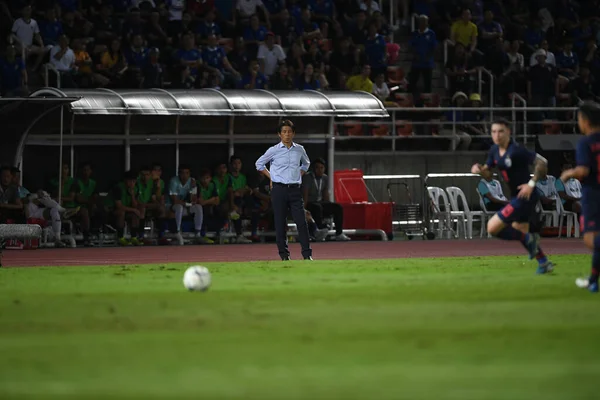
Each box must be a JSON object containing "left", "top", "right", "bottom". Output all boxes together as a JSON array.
[{"left": 183, "top": 266, "right": 211, "bottom": 291}]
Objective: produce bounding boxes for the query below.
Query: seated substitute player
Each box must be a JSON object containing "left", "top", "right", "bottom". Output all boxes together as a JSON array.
[
  {"left": 561, "top": 101, "right": 600, "bottom": 293},
  {"left": 169, "top": 164, "right": 204, "bottom": 246},
  {"left": 229, "top": 156, "right": 253, "bottom": 244},
  {"left": 136, "top": 166, "right": 167, "bottom": 240},
  {"left": 0, "top": 166, "right": 23, "bottom": 223},
  {"left": 535, "top": 173, "right": 559, "bottom": 212},
  {"left": 113, "top": 170, "right": 144, "bottom": 246},
  {"left": 471, "top": 118, "right": 554, "bottom": 274},
  {"left": 477, "top": 175, "right": 509, "bottom": 211},
  {"left": 196, "top": 169, "right": 221, "bottom": 244}
]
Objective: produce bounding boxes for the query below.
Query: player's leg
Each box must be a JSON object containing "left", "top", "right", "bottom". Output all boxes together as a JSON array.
[
  {"left": 487, "top": 199, "right": 539, "bottom": 259},
  {"left": 582, "top": 232, "right": 600, "bottom": 292},
  {"left": 512, "top": 220, "right": 553, "bottom": 274},
  {"left": 271, "top": 184, "right": 291, "bottom": 260},
  {"left": 127, "top": 211, "right": 142, "bottom": 246},
  {"left": 47, "top": 207, "right": 63, "bottom": 247},
  {"left": 114, "top": 209, "right": 128, "bottom": 246}
]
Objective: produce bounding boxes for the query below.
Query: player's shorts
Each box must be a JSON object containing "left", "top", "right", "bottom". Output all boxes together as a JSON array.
[
  {"left": 581, "top": 200, "right": 600, "bottom": 233},
  {"left": 27, "top": 203, "right": 45, "bottom": 220},
  {"left": 497, "top": 195, "right": 538, "bottom": 224}
]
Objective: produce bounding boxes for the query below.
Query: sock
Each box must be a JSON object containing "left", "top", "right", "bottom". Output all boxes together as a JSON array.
[
  {"left": 139, "top": 220, "right": 145, "bottom": 238},
  {"left": 535, "top": 247, "right": 548, "bottom": 265},
  {"left": 117, "top": 228, "right": 124, "bottom": 238},
  {"left": 591, "top": 235, "right": 600, "bottom": 284},
  {"left": 50, "top": 208, "right": 61, "bottom": 241},
  {"left": 495, "top": 226, "right": 528, "bottom": 245}
]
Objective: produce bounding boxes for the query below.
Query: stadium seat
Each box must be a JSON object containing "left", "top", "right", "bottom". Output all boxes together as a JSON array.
[
  {"left": 395, "top": 121, "right": 413, "bottom": 136},
  {"left": 427, "top": 186, "right": 464, "bottom": 239},
  {"left": 343, "top": 123, "right": 364, "bottom": 136},
  {"left": 394, "top": 93, "right": 414, "bottom": 107},
  {"left": 445, "top": 186, "right": 486, "bottom": 239},
  {"left": 421, "top": 93, "right": 441, "bottom": 107},
  {"left": 371, "top": 124, "right": 390, "bottom": 136}
]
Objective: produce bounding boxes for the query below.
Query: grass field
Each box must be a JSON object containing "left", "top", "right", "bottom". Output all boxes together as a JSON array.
[{"left": 1, "top": 255, "right": 599, "bottom": 400}]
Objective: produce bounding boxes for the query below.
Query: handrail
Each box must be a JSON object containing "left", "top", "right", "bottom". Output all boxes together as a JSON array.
[
  {"left": 443, "top": 39, "right": 455, "bottom": 89},
  {"left": 44, "top": 64, "right": 61, "bottom": 88},
  {"left": 477, "top": 67, "right": 494, "bottom": 120},
  {"left": 411, "top": 13, "right": 419, "bottom": 32},
  {"left": 510, "top": 93, "right": 527, "bottom": 143}
]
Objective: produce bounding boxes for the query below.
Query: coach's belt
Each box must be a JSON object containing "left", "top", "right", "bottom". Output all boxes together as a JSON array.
[{"left": 273, "top": 182, "right": 301, "bottom": 188}]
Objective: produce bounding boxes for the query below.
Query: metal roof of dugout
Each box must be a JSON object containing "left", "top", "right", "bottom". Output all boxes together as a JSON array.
[{"left": 28, "top": 88, "right": 388, "bottom": 118}]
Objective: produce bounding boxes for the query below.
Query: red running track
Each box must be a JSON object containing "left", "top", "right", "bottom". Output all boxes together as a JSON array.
[{"left": 1, "top": 238, "right": 588, "bottom": 267}]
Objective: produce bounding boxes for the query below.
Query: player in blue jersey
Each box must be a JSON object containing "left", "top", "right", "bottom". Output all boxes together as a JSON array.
[
  {"left": 471, "top": 118, "right": 554, "bottom": 274},
  {"left": 560, "top": 101, "right": 600, "bottom": 293}
]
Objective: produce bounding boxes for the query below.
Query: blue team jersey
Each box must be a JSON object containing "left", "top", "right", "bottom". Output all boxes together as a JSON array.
[
  {"left": 202, "top": 46, "right": 226, "bottom": 72},
  {"left": 576, "top": 132, "right": 600, "bottom": 191},
  {"left": 486, "top": 142, "right": 537, "bottom": 197}
]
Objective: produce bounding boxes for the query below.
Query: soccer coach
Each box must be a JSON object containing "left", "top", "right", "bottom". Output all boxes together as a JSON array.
[{"left": 255, "top": 120, "right": 313, "bottom": 261}]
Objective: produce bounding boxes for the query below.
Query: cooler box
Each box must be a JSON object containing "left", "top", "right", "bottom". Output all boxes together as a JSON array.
[
  {"left": 3, "top": 219, "right": 42, "bottom": 250},
  {"left": 334, "top": 169, "right": 393, "bottom": 235}
]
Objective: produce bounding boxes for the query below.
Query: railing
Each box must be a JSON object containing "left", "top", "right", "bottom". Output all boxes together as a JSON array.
[
  {"left": 510, "top": 93, "right": 527, "bottom": 143},
  {"left": 44, "top": 64, "right": 61, "bottom": 88},
  {"left": 443, "top": 40, "right": 491, "bottom": 104}
]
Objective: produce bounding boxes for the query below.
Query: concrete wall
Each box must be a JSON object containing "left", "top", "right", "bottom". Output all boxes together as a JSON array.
[{"left": 333, "top": 151, "right": 489, "bottom": 209}]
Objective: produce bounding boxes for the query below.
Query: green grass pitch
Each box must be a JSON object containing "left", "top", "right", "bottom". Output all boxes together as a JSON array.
[{"left": 1, "top": 255, "right": 599, "bottom": 400}]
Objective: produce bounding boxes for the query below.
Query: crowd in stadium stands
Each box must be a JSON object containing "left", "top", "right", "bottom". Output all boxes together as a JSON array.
[{"left": 0, "top": 156, "right": 351, "bottom": 247}]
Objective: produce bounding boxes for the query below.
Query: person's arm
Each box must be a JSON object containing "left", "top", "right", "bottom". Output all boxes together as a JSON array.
[
  {"left": 189, "top": 179, "right": 198, "bottom": 204},
  {"left": 0, "top": 192, "right": 23, "bottom": 210},
  {"left": 114, "top": 186, "right": 138, "bottom": 213},
  {"left": 471, "top": 150, "right": 494, "bottom": 180},
  {"left": 256, "top": 146, "right": 275, "bottom": 181},
  {"left": 169, "top": 178, "right": 185, "bottom": 205},
  {"left": 517, "top": 152, "right": 548, "bottom": 199},
  {"left": 34, "top": 22, "right": 43, "bottom": 47},
  {"left": 562, "top": 139, "right": 592, "bottom": 182},
  {"left": 300, "top": 146, "right": 310, "bottom": 176}
]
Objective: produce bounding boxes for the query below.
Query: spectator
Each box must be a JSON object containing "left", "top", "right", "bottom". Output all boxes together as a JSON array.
[
  {"left": 263, "top": 0, "right": 287, "bottom": 21},
  {"left": 243, "top": 14, "right": 268, "bottom": 55},
  {"left": 296, "top": 63, "right": 321, "bottom": 90},
  {"left": 364, "top": 22, "right": 387, "bottom": 77},
  {"left": 445, "top": 43, "right": 477, "bottom": 96},
  {"left": 438, "top": 91, "right": 473, "bottom": 151},
  {"left": 165, "top": 0, "right": 185, "bottom": 30},
  {"left": 556, "top": 41, "right": 579, "bottom": 80},
  {"left": 196, "top": 8, "right": 222, "bottom": 43},
  {"left": 203, "top": 34, "right": 241, "bottom": 86},
  {"left": 329, "top": 37, "right": 359, "bottom": 89},
  {"left": 303, "top": 158, "right": 350, "bottom": 241},
  {"left": 0, "top": 166, "right": 23, "bottom": 223},
  {"left": 242, "top": 59, "right": 268, "bottom": 89},
  {"left": 527, "top": 49, "right": 558, "bottom": 121},
  {"left": 296, "top": 6, "right": 321, "bottom": 41},
  {"left": 372, "top": 73, "right": 392, "bottom": 104},
  {"left": 530, "top": 40, "right": 555, "bottom": 67},
  {"left": 49, "top": 35, "right": 78, "bottom": 88},
  {"left": 477, "top": 10, "right": 502, "bottom": 54},
  {"left": 236, "top": 0, "right": 270, "bottom": 28},
  {"left": 145, "top": 9, "right": 170, "bottom": 49},
  {"left": 450, "top": 8, "right": 477, "bottom": 53},
  {"left": 11, "top": 5, "right": 46, "bottom": 71},
  {"left": 122, "top": 8, "right": 146, "bottom": 44},
  {"left": 270, "top": 64, "right": 295, "bottom": 89},
  {"left": 125, "top": 34, "right": 148, "bottom": 87},
  {"left": 569, "top": 64, "right": 598, "bottom": 102},
  {"left": 358, "top": 0, "right": 380, "bottom": 15},
  {"left": 73, "top": 39, "right": 109, "bottom": 88},
  {"left": 346, "top": 64, "right": 372, "bottom": 92},
  {"left": 112, "top": 170, "right": 144, "bottom": 246},
  {"left": 93, "top": 4, "right": 120, "bottom": 47},
  {"left": 500, "top": 39, "right": 525, "bottom": 96},
  {"left": 272, "top": 8, "right": 297, "bottom": 48},
  {"left": 408, "top": 15, "right": 436, "bottom": 99},
  {"left": 227, "top": 38, "right": 248, "bottom": 76},
  {"left": 176, "top": 33, "right": 202, "bottom": 78},
  {"left": 349, "top": 10, "right": 368, "bottom": 47},
  {"left": 478, "top": 175, "right": 509, "bottom": 211},
  {"left": 141, "top": 47, "right": 163, "bottom": 88},
  {"left": 257, "top": 31, "right": 286, "bottom": 77},
  {"left": 168, "top": 11, "right": 194, "bottom": 48},
  {"left": 535, "top": 174, "right": 559, "bottom": 213},
  {"left": 98, "top": 38, "right": 129, "bottom": 87},
  {"left": 524, "top": 18, "right": 545, "bottom": 50},
  {"left": 0, "top": 45, "right": 27, "bottom": 97},
  {"left": 74, "top": 162, "right": 99, "bottom": 246},
  {"left": 39, "top": 7, "right": 63, "bottom": 47},
  {"left": 169, "top": 164, "right": 204, "bottom": 246}
]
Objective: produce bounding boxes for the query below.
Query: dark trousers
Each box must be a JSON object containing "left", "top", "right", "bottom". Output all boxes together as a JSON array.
[
  {"left": 306, "top": 201, "right": 344, "bottom": 235},
  {"left": 271, "top": 183, "right": 312, "bottom": 259},
  {"left": 408, "top": 67, "right": 432, "bottom": 98}
]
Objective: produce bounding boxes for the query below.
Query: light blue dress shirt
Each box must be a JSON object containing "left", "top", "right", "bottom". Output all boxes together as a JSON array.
[
  {"left": 255, "top": 142, "right": 311, "bottom": 185},
  {"left": 167, "top": 176, "right": 197, "bottom": 205}
]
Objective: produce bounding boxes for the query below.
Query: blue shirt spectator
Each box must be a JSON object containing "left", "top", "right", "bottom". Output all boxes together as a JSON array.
[
  {"left": 0, "top": 54, "right": 25, "bottom": 94},
  {"left": 556, "top": 44, "right": 579, "bottom": 76},
  {"left": 409, "top": 20, "right": 437, "bottom": 69},
  {"left": 39, "top": 10, "right": 63, "bottom": 46},
  {"left": 196, "top": 20, "right": 221, "bottom": 40},
  {"left": 241, "top": 70, "right": 268, "bottom": 89},
  {"left": 310, "top": 0, "right": 334, "bottom": 19},
  {"left": 126, "top": 46, "right": 148, "bottom": 68},
  {"left": 365, "top": 27, "right": 387, "bottom": 69},
  {"left": 255, "top": 142, "right": 311, "bottom": 185},
  {"left": 202, "top": 45, "right": 226, "bottom": 73},
  {"left": 263, "top": 0, "right": 285, "bottom": 14},
  {"left": 176, "top": 47, "right": 202, "bottom": 75},
  {"left": 244, "top": 16, "right": 268, "bottom": 43}
]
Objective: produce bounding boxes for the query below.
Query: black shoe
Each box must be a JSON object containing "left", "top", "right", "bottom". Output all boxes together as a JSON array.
[
  {"left": 304, "top": 256, "right": 313, "bottom": 261},
  {"left": 282, "top": 256, "right": 291, "bottom": 261}
]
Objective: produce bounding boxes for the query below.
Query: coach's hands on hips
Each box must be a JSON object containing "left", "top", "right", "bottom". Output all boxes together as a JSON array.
[
  {"left": 471, "top": 163, "right": 482, "bottom": 174},
  {"left": 516, "top": 184, "right": 534, "bottom": 200}
]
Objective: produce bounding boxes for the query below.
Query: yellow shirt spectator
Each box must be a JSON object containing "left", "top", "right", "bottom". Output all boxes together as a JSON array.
[
  {"left": 101, "top": 51, "right": 120, "bottom": 69},
  {"left": 451, "top": 20, "right": 478, "bottom": 48},
  {"left": 346, "top": 74, "right": 374, "bottom": 93},
  {"left": 75, "top": 50, "right": 92, "bottom": 74}
]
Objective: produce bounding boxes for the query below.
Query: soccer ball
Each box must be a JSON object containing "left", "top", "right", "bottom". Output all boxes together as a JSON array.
[{"left": 183, "top": 266, "right": 211, "bottom": 291}]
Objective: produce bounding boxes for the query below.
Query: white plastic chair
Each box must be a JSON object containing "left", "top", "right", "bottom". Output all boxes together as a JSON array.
[
  {"left": 537, "top": 176, "right": 560, "bottom": 227},
  {"left": 427, "top": 186, "right": 465, "bottom": 239},
  {"left": 446, "top": 186, "right": 485, "bottom": 239},
  {"left": 557, "top": 197, "right": 580, "bottom": 238},
  {"left": 476, "top": 191, "right": 498, "bottom": 238}
]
